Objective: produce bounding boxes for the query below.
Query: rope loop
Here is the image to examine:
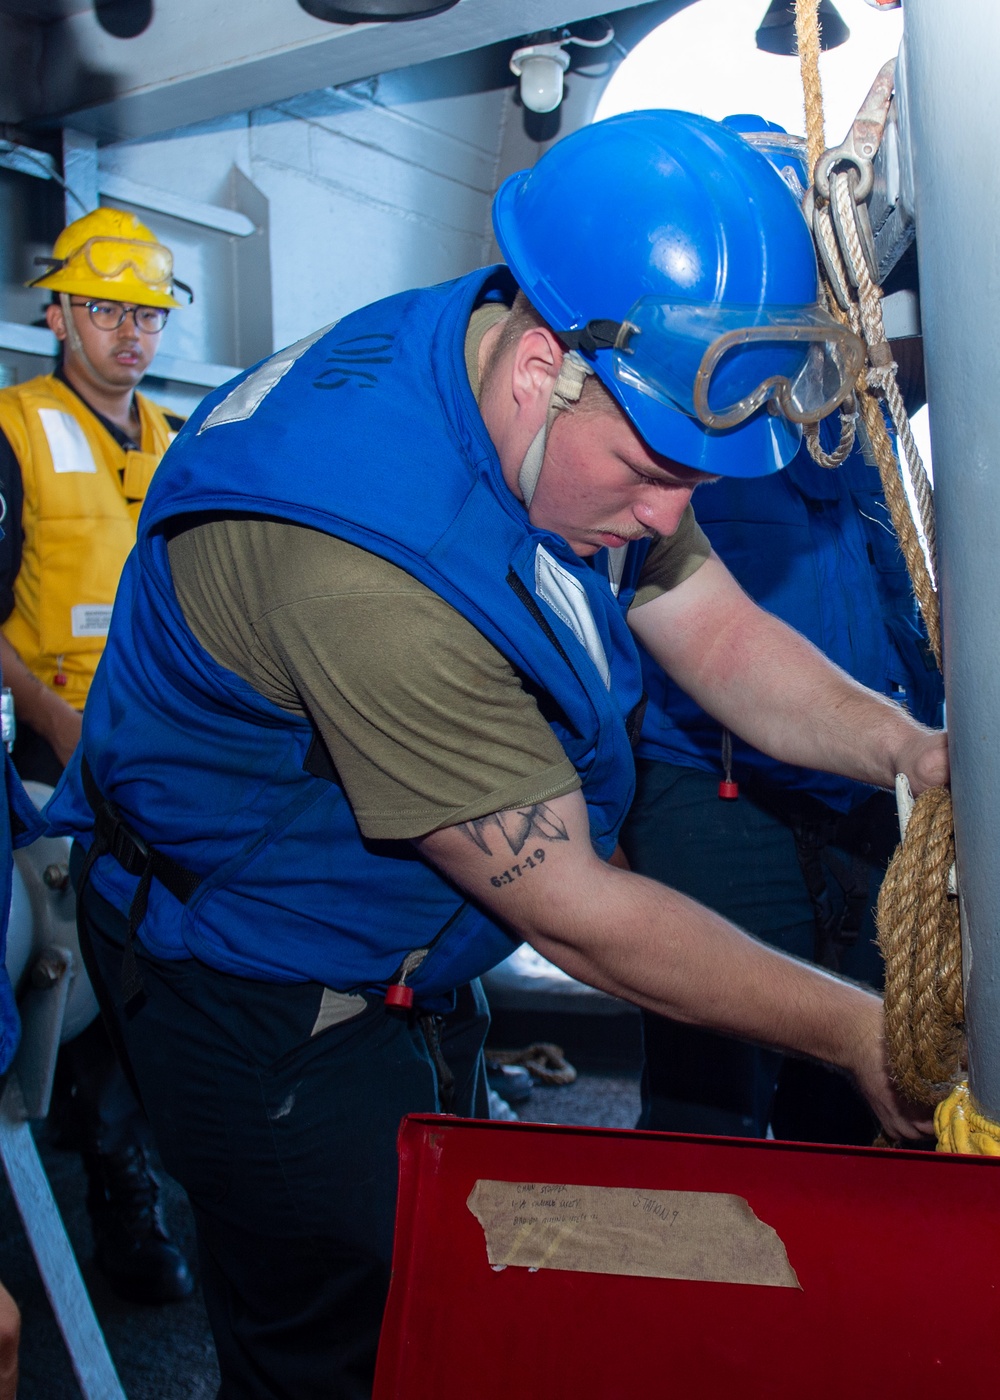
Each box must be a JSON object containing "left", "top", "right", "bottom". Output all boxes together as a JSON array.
[{"left": 803, "top": 407, "right": 856, "bottom": 468}]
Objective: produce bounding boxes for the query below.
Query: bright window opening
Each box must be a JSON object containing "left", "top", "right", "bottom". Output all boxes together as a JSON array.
[
  {"left": 595, "top": 0, "right": 903, "bottom": 142},
  {"left": 595, "top": 0, "right": 931, "bottom": 481}
]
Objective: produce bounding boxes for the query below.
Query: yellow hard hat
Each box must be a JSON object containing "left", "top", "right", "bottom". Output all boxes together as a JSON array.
[{"left": 27, "top": 207, "right": 189, "bottom": 309}]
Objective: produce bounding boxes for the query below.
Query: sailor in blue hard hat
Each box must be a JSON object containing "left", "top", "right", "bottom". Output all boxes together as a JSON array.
[
  {"left": 492, "top": 107, "right": 862, "bottom": 483},
  {"left": 45, "top": 109, "right": 947, "bottom": 1397}
]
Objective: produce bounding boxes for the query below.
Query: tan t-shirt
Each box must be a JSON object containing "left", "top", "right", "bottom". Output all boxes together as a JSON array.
[{"left": 167, "top": 304, "right": 710, "bottom": 841}]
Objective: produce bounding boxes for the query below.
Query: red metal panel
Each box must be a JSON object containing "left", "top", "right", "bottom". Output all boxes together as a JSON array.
[{"left": 375, "top": 1115, "right": 1000, "bottom": 1400}]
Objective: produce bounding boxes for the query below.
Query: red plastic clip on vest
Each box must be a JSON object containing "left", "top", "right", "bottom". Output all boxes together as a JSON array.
[
  {"left": 718, "top": 728, "right": 738, "bottom": 800},
  {"left": 385, "top": 948, "right": 428, "bottom": 1010}
]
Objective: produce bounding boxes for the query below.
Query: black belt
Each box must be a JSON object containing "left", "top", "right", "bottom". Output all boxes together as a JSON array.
[{"left": 79, "top": 757, "right": 203, "bottom": 1008}]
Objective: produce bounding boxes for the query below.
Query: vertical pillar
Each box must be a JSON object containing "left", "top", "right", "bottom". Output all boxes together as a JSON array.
[
  {"left": 901, "top": 1, "right": 1000, "bottom": 1117},
  {"left": 61, "top": 129, "right": 99, "bottom": 223},
  {"left": 0, "top": 1077, "right": 127, "bottom": 1399}
]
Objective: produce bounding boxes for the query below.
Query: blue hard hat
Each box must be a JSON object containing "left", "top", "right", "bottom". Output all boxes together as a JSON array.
[
  {"left": 724, "top": 113, "right": 788, "bottom": 134},
  {"left": 492, "top": 109, "right": 858, "bottom": 477},
  {"left": 722, "top": 113, "right": 810, "bottom": 204}
]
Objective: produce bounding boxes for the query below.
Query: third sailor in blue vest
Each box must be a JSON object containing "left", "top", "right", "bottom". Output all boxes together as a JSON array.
[
  {"left": 627, "top": 428, "right": 944, "bottom": 1143},
  {"left": 621, "top": 116, "right": 945, "bottom": 1147},
  {"left": 45, "top": 111, "right": 948, "bottom": 1399}
]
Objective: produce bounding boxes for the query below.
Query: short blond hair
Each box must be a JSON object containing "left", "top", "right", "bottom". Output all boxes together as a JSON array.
[{"left": 483, "top": 291, "right": 616, "bottom": 417}]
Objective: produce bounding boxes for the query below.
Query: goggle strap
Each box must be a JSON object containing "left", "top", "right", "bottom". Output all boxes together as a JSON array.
[
  {"left": 172, "top": 278, "right": 195, "bottom": 305},
  {"left": 557, "top": 319, "right": 622, "bottom": 355},
  {"left": 550, "top": 350, "right": 593, "bottom": 417},
  {"left": 25, "top": 256, "right": 67, "bottom": 288}
]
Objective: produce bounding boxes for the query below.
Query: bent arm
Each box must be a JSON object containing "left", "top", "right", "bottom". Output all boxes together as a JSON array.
[
  {"left": 417, "top": 788, "right": 932, "bottom": 1140},
  {"left": 629, "top": 551, "right": 948, "bottom": 795}
]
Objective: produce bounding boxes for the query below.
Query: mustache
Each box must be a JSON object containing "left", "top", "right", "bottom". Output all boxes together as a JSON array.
[{"left": 595, "top": 525, "right": 658, "bottom": 541}]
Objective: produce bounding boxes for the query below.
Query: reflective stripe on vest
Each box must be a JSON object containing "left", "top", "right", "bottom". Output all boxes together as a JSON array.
[{"left": 39, "top": 408, "right": 97, "bottom": 474}]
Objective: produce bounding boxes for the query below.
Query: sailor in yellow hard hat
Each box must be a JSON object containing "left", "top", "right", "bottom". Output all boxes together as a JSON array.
[
  {"left": 0, "top": 207, "right": 191, "bottom": 736},
  {"left": 0, "top": 206, "right": 195, "bottom": 1305}
]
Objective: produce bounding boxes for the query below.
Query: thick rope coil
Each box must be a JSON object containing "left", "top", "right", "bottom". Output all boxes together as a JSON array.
[
  {"left": 935, "top": 1081, "right": 1000, "bottom": 1155},
  {"left": 876, "top": 786, "right": 963, "bottom": 1104}
]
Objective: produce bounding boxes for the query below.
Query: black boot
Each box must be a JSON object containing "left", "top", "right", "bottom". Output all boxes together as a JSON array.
[{"left": 84, "top": 1143, "right": 195, "bottom": 1305}]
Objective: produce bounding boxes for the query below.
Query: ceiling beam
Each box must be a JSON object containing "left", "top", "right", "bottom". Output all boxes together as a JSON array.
[{"left": 43, "top": 0, "right": 662, "bottom": 143}]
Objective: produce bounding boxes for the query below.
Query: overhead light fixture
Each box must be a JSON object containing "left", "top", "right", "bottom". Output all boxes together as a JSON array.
[
  {"left": 509, "top": 42, "right": 572, "bottom": 114},
  {"left": 510, "top": 21, "right": 615, "bottom": 115},
  {"left": 755, "top": 0, "right": 850, "bottom": 55},
  {"left": 297, "top": 0, "right": 458, "bottom": 22}
]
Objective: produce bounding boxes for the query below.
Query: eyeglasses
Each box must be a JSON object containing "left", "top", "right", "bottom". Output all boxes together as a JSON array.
[{"left": 69, "top": 300, "right": 169, "bottom": 334}]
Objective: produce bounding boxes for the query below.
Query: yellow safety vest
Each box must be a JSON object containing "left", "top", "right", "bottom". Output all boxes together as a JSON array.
[{"left": 0, "top": 373, "right": 178, "bottom": 710}]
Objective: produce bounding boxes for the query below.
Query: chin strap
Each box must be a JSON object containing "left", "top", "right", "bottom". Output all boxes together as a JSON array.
[
  {"left": 58, "top": 292, "right": 102, "bottom": 382},
  {"left": 517, "top": 350, "right": 594, "bottom": 510},
  {"left": 58, "top": 294, "right": 139, "bottom": 426}
]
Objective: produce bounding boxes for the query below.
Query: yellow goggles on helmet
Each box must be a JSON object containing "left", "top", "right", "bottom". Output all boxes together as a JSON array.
[{"left": 75, "top": 235, "right": 174, "bottom": 286}]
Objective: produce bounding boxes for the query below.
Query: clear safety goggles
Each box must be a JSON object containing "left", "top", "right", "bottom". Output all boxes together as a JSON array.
[
  {"left": 76, "top": 236, "right": 174, "bottom": 286},
  {"left": 607, "top": 299, "right": 864, "bottom": 429}
]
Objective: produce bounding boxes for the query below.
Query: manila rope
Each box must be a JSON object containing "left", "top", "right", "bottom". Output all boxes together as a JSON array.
[{"left": 793, "top": 0, "right": 988, "bottom": 1149}]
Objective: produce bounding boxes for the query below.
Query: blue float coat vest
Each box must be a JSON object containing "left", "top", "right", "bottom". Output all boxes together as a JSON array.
[
  {"left": 637, "top": 431, "right": 944, "bottom": 812},
  {"left": 45, "top": 269, "right": 649, "bottom": 1000}
]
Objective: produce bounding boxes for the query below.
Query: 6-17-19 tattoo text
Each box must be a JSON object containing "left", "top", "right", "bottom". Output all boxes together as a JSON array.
[{"left": 491, "top": 848, "right": 546, "bottom": 887}]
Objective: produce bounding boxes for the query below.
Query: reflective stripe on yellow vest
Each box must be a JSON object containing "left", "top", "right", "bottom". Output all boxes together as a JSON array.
[{"left": 0, "top": 374, "right": 177, "bottom": 710}]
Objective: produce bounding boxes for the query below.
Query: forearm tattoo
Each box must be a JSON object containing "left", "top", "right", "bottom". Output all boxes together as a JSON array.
[{"left": 457, "top": 803, "right": 570, "bottom": 890}]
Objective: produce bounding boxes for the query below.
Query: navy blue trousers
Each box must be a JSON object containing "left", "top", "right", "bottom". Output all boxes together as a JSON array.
[
  {"left": 77, "top": 873, "right": 489, "bottom": 1400},
  {"left": 620, "top": 760, "right": 896, "bottom": 1144}
]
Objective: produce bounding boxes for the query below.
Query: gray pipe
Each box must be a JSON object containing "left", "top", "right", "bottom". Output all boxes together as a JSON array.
[{"left": 901, "top": 0, "right": 1000, "bottom": 1117}]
